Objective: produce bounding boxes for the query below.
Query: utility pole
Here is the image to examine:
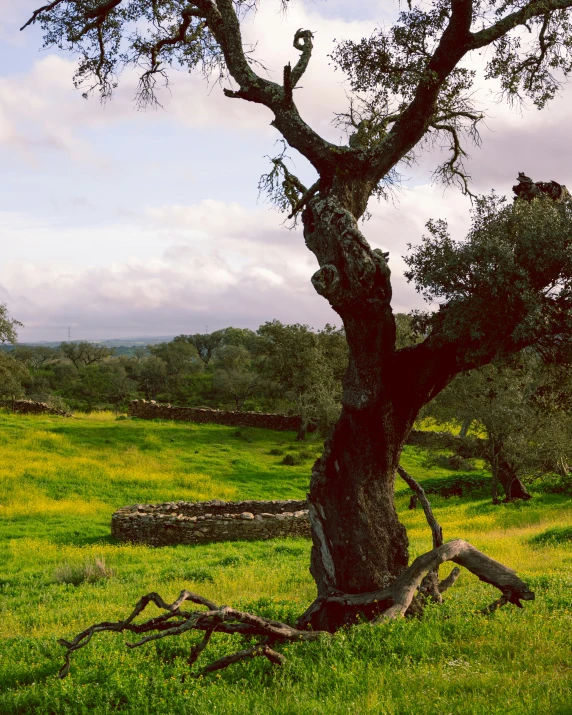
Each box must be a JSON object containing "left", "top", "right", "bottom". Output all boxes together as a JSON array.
[
  {"left": 205, "top": 325, "right": 208, "bottom": 334},
  {"left": 68, "top": 326, "right": 71, "bottom": 341}
]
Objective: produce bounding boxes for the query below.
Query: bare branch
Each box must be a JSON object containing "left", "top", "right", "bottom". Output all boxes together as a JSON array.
[
  {"left": 291, "top": 28, "right": 314, "bottom": 87},
  {"left": 326, "top": 539, "right": 534, "bottom": 621},
  {"left": 20, "top": 0, "right": 66, "bottom": 31},
  {"left": 398, "top": 466, "right": 442, "bottom": 548}
]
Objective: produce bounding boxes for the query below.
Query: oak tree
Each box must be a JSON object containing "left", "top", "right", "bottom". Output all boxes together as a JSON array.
[{"left": 23, "top": 0, "right": 572, "bottom": 674}]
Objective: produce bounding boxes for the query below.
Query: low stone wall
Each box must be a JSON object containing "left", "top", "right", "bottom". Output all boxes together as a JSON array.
[
  {"left": 128, "top": 399, "right": 310, "bottom": 432},
  {"left": 111, "top": 499, "right": 310, "bottom": 546},
  {"left": 0, "top": 399, "right": 71, "bottom": 417}
]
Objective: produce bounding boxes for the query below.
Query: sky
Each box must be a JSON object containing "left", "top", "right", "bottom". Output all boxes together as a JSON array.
[{"left": 1, "top": 0, "right": 571, "bottom": 342}]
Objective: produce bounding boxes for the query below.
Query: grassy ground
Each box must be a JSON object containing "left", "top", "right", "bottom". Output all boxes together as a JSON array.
[{"left": 0, "top": 411, "right": 571, "bottom": 715}]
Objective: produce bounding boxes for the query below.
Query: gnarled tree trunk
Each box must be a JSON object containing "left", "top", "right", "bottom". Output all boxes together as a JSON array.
[{"left": 301, "top": 186, "right": 454, "bottom": 630}]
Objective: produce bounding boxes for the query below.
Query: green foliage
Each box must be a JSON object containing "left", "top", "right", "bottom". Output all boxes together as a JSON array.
[
  {"left": 405, "top": 195, "right": 572, "bottom": 365},
  {"left": 0, "top": 304, "right": 22, "bottom": 345}
]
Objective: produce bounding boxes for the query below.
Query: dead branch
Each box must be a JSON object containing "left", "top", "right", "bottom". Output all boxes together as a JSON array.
[
  {"left": 57, "top": 589, "right": 323, "bottom": 679},
  {"left": 397, "top": 465, "right": 445, "bottom": 603},
  {"left": 398, "top": 466, "right": 442, "bottom": 548},
  {"left": 55, "top": 544, "right": 533, "bottom": 678}
]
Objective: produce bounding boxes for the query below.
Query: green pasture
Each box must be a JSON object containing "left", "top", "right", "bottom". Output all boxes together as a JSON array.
[{"left": 0, "top": 411, "right": 571, "bottom": 714}]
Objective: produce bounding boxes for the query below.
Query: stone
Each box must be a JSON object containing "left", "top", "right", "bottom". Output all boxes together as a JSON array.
[{"left": 111, "top": 499, "right": 310, "bottom": 545}]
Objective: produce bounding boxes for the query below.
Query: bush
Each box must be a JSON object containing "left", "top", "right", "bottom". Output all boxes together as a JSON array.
[
  {"left": 268, "top": 448, "right": 284, "bottom": 456},
  {"left": 54, "top": 557, "right": 114, "bottom": 586},
  {"left": 424, "top": 453, "right": 477, "bottom": 471},
  {"left": 282, "top": 453, "right": 300, "bottom": 466},
  {"left": 421, "top": 474, "right": 491, "bottom": 498},
  {"left": 534, "top": 474, "right": 572, "bottom": 495}
]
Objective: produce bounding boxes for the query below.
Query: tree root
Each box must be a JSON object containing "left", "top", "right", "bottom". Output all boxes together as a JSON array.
[{"left": 56, "top": 540, "right": 534, "bottom": 678}]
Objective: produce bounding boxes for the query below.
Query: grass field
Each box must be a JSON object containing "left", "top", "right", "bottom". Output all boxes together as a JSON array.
[{"left": 1, "top": 411, "right": 571, "bottom": 714}]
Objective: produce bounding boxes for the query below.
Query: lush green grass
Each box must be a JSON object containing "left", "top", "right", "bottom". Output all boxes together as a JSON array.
[{"left": 1, "top": 412, "right": 571, "bottom": 714}]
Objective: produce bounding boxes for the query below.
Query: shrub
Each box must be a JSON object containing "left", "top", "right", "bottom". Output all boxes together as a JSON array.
[
  {"left": 282, "top": 453, "right": 300, "bottom": 466},
  {"left": 54, "top": 557, "right": 115, "bottom": 586},
  {"left": 421, "top": 474, "right": 490, "bottom": 498},
  {"left": 268, "top": 448, "right": 284, "bottom": 456}
]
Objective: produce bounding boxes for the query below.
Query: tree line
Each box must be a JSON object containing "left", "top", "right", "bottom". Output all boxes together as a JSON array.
[{"left": 1, "top": 304, "right": 570, "bottom": 502}]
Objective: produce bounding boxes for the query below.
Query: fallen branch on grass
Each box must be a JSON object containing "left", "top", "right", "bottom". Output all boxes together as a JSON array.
[{"left": 56, "top": 539, "right": 534, "bottom": 678}]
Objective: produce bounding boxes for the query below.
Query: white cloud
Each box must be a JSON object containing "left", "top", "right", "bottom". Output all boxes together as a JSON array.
[{"left": 0, "top": 185, "right": 473, "bottom": 341}]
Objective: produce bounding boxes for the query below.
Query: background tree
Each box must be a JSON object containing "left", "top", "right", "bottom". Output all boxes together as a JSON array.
[
  {"left": 424, "top": 350, "right": 572, "bottom": 500},
  {"left": 212, "top": 345, "right": 264, "bottom": 410},
  {"left": 136, "top": 356, "right": 169, "bottom": 401},
  {"left": 23, "top": 0, "right": 572, "bottom": 649},
  {"left": 178, "top": 331, "right": 226, "bottom": 366},
  {"left": 0, "top": 305, "right": 28, "bottom": 407},
  {"left": 12, "top": 345, "right": 58, "bottom": 371},
  {"left": 60, "top": 341, "right": 115, "bottom": 368}
]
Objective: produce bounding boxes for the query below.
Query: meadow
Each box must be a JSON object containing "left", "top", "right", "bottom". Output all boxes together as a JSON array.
[{"left": 0, "top": 411, "right": 571, "bottom": 714}]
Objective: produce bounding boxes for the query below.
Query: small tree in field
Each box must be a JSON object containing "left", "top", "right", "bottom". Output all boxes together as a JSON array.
[
  {"left": 422, "top": 350, "right": 572, "bottom": 501},
  {"left": 23, "top": 0, "right": 572, "bottom": 675},
  {"left": 0, "top": 305, "right": 28, "bottom": 406}
]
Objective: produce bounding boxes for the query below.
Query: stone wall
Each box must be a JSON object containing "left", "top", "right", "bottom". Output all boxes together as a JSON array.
[
  {"left": 128, "top": 399, "right": 312, "bottom": 432},
  {"left": 0, "top": 399, "right": 72, "bottom": 417},
  {"left": 111, "top": 499, "right": 310, "bottom": 546}
]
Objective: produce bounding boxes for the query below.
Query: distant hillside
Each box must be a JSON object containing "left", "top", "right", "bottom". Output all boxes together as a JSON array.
[{"left": 1, "top": 336, "right": 176, "bottom": 349}]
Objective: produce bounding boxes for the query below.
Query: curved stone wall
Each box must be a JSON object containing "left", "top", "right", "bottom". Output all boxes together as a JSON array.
[
  {"left": 111, "top": 499, "right": 310, "bottom": 546},
  {"left": 128, "top": 400, "right": 314, "bottom": 432}
]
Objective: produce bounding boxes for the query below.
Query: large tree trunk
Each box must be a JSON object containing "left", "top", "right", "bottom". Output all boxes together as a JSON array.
[{"left": 301, "top": 188, "right": 426, "bottom": 630}]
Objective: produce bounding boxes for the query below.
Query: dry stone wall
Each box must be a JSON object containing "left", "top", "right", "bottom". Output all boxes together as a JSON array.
[
  {"left": 128, "top": 399, "right": 312, "bottom": 432},
  {"left": 111, "top": 499, "right": 310, "bottom": 546},
  {"left": 0, "top": 399, "right": 71, "bottom": 417}
]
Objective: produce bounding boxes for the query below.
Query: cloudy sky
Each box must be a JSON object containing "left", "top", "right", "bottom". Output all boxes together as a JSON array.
[{"left": 1, "top": 0, "right": 571, "bottom": 342}]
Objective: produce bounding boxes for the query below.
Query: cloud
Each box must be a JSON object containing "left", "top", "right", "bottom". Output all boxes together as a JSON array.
[{"left": 0, "top": 184, "right": 476, "bottom": 341}]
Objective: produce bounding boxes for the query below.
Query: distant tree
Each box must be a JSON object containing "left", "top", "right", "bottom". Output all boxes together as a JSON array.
[
  {"left": 177, "top": 331, "right": 226, "bottom": 366},
  {"left": 212, "top": 344, "right": 265, "bottom": 410},
  {"left": 136, "top": 356, "right": 169, "bottom": 400},
  {"left": 0, "top": 304, "right": 23, "bottom": 345},
  {"left": 13, "top": 345, "right": 58, "bottom": 370},
  {"left": 0, "top": 306, "right": 28, "bottom": 406},
  {"left": 60, "top": 342, "right": 115, "bottom": 369}
]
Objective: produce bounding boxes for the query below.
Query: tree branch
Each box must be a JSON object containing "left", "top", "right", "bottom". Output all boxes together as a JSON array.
[
  {"left": 20, "top": 0, "right": 67, "bottom": 31},
  {"left": 369, "top": 0, "right": 475, "bottom": 179},
  {"left": 398, "top": 466, "right": 442, "bottom": 549},
  {"left": 469, "top": 0, "right": 572, "bottom": 49},
  {"left": 291, "top": 28, "right": 314, "bottom": 87}
]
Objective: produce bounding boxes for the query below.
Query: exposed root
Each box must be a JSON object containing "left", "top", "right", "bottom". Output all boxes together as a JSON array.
[{"left": 55, "top": 541, "right": 534, "bottom": 678}]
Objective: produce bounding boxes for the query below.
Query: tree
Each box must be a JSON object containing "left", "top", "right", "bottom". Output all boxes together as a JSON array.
[
  {"left": 24, "top": 0, "right": 572, "bottom": 671},
  {"left": 0, "top": 306, "right": 28, "bottom": 406},
  {"left": 178, "top": 331, "right": 226, "bottom": 366},
  {"left": 60, "top": 341, "right": 115, "bottom": 368},
  {"left": 136, "top": 356, "right": 169, "bottom": 400},
  {"left": 424, "top": 351, "right": 572, "bottom": 501},
  {"left": 0, "top": 304, "right": 23, "bottom": 345},
  {"left": 12, "top": 345, "right": 58, "bottom": 371},
  {"left": 149, "top": 339, "right": 203, "bottom": 401}
]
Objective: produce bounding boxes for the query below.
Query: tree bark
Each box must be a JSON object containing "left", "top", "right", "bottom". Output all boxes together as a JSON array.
[
  {"left": 301, "top": 190, "right": 414, "bottom": 630},
  {"left": 489, "top": 439, "right": 532, "bottom": 502},
  {"left": 459, "top": 418, "right": 472, "bottom": 438}
]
